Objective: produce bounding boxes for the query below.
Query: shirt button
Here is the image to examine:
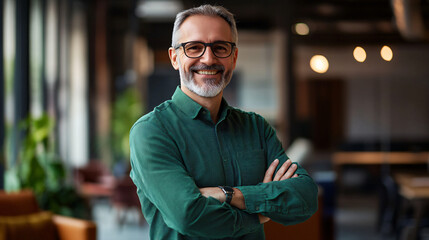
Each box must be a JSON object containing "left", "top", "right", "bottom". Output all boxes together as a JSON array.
[{"left": 255, "top": 206, "right": 260, "bottom": 211}]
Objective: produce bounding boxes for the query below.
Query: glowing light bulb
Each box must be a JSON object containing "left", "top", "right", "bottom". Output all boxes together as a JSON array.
[
  {"left": 353, "top": 46, "right": 366, "bottom": 62},
  {"left": 310, "top": 55, "right": 329, "bottom": 74},
  {"left": 380, "top": 45, "right": 393, "bottom": 61},
  {"left": 295, "top": 23, "right": 309, "bottom": 35}
]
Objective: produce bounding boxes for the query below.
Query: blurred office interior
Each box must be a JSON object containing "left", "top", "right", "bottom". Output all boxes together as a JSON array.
[{"left": 1, "top": 0, "right": 429, "bottom": 239}]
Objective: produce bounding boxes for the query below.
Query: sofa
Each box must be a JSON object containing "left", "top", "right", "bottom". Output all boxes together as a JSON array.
[{"left": 0, "top": 190, "right": 96, "bottom": 240}]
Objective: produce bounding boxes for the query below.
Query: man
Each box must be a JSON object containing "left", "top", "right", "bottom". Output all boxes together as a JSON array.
[{"left": 130, "top": 4, "right": 318, "bottom": 240}]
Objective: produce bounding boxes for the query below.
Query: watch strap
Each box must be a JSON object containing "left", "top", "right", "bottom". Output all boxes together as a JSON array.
[{"left": 218, "top": 186, "right": 234, "bottom": 204}]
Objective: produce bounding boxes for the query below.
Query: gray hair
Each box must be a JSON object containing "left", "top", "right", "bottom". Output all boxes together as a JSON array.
[{"left": 171, "top": 5, "right": 238, "bottom": 47}]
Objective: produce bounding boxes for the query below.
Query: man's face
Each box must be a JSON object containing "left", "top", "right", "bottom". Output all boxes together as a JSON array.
[{"left": 169, "top": 15, "right": 238, "bottom": 98}]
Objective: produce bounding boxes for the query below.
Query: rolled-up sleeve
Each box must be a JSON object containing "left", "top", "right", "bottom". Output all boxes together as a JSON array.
[
  {"left": 236, "top": 117, "right": 318, "bottom": 226},
  {"left": 236, "top": 166, "right": 318, "bottom": 225}
]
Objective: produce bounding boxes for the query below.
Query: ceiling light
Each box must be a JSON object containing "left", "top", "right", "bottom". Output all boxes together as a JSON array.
[
  {"left": 310, "top": 55, "right": 329, "bottom": 74},
  {"left": 295, "top": 23, "right": 310, "bottom": 35},
  {"left": 353, "top": 46, "right": 367, "bottom": 62},
  {"left": 136, "top": 0, "right": 183, "bottom": 20},
  {"left": 380, "top": 45, "right": 393, "bottom": 61}
]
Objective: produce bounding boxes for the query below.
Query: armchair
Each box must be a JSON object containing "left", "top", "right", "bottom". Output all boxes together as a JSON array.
[
  {"left": 0, "top": 190, "right": 96, "bottom": 240},
  {"left": 74, "top": 160, "right": 115, "bottom": 199}
]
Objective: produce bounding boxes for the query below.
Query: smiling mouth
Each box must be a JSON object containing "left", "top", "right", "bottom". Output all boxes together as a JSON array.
[{"left": 195, "top": 70, "right": 220, "bottom": 75}]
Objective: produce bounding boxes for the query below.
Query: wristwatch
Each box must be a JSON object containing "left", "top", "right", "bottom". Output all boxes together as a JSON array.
[{"left": 218, "top": 186, "right": 234, "bottom": 204}]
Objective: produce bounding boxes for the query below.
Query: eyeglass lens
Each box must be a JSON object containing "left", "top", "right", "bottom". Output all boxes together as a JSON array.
[{"left": 184, "top": 42, "right": 233, "bottom": 58}]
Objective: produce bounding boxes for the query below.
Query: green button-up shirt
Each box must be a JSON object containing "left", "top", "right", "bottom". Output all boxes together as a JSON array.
[{"left": 130, "top": 87, "right": 318, "bottom": 240}]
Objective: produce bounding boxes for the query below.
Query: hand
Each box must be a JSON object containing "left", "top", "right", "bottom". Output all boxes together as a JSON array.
[
  {"left": 263, "top": 159, "right": 298, "bottom": 183},
  {"left": 257, "top": 159, "right": 298, "bottom": 224},
  {"left": 258, "top": 213, "right": 270, "bottom": 224},
  {"left": 199, "top": 187, "right": 225, "bottom": 202}
]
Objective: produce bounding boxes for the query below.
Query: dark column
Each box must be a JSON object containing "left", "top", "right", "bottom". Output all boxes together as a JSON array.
[
  {"left": 13, "top": 0, "right": 30, "bottom": 165},
  {"left": 93, "top": 0, "right": 111, "bottom": 162},
  {"left": 286, "top": 3, "right": 298, "bottom": 145},
  {"left": 276, "top": 1, "right": 296, "bottom": 147}
]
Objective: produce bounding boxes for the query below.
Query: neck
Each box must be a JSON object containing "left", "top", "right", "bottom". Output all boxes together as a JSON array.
[{"left": 181, "top": 86, "right": 223, "bottom": 123}]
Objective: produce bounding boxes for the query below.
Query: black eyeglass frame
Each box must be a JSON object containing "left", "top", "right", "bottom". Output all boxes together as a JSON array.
[{"left": 174, "top": 41, "right": 236, "bottom": 59}]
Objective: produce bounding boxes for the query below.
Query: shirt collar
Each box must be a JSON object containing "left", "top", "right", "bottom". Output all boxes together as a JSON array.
[
  {"left": 218, "top": 98, "right": 231, "bottom": 122},
  {"left": 171, "top": 86, "right": 231, "bottom": 120}
]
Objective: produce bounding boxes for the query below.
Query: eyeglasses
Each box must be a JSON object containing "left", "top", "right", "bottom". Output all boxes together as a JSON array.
[{"left": 175, "top": 41, "right": 236, "bottom": 58}]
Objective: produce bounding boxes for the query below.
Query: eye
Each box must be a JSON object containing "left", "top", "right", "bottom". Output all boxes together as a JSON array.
[
  {"left": 185, "top": 43, "right": 204, "bottom": 52},
  {"left": 213, "top": 43, "right": 229, "bottom": 53}
]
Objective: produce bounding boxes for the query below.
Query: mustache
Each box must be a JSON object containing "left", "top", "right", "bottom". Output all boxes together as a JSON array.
[{"left": 190, "top": 64, "right": 225, "bottom": 72}]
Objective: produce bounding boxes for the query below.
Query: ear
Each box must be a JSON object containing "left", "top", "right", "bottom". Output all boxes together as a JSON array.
[
  {"left": 168, "top": 47, "right": 179, "bottom": 70},
  {"left": 232, "top": 47, "right": 238, "bottom": 70}
]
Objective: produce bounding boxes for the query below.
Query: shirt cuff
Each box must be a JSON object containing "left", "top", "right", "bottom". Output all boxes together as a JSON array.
[{"left": 236, "top": 184, "right": 267, "bottom": 213}]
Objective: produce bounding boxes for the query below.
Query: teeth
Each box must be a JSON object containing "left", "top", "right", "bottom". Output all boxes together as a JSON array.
[{"left": 197, "top": 70, "right": 218, "bottom": 75}]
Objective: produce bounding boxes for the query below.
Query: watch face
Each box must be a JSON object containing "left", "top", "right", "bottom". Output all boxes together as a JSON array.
[
  {"left": 220, "top": 186, "right": 234, "bottom": 204},
  {"left": 223, "top": 186, "right": 234, "bottom": 194},
  {"left": 219, "top": 186, "right": 234, "bottom": 204}
]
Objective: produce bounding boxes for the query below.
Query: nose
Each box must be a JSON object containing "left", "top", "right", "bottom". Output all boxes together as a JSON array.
[{"left": 199, "top": 46, "right": 217, "bottom": 65}]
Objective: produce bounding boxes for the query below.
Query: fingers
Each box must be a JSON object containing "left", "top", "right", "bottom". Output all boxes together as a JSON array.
[
  {"left": 263, "top": 159, "right": 279, "bottom": 183},
  {"left": 264, "top": 159, "right": 299, "bottom": 183},
  {"left": 273, "top": 159, "right": 292, "bottom": 181},
  {"left": 280, "top": 164, "right": 298, "bottom": 181}
]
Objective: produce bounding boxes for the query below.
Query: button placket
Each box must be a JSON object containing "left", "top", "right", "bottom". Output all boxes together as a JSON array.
[{"left": 215, "top": 124, "right": 234, "bottom": 186}]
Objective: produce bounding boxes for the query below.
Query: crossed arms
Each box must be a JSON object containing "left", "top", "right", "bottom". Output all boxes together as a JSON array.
[{"left": 199, "top": 159, "right": 299, "bottom": 224}]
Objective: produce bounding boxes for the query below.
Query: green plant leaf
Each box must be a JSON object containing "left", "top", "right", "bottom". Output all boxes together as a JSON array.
[{"left": 111, "top": 88, "right": 143, "bottom": 163}]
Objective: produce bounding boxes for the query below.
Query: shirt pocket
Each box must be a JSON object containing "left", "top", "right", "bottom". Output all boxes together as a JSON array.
[{"left": 237, "top": 149, "right": 266, "bottom": 186}]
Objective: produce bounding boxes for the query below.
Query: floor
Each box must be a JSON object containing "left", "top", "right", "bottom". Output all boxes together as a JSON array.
[
  {"left": 93, "top": 198, "right": 150, "bottom": 240},
  {"left": 92, "top": 193, "right": 397, "bottom": 240},
  {"left": 336, "top": 193, "right": 395, "bottom": 240}
]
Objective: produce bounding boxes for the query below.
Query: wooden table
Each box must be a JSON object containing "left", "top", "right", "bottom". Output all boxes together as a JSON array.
[
  {"left": 332, "top": 151, "right": 429, "bottom": 190},
  {"left": 395, "top": 172, "right": 429, "bottom": 239},
  {"left": 396, "top": 173, "right": 429, "bottom": 200},
  {"left": 333, "top": 151, "right": 429, "bottom": 166}
]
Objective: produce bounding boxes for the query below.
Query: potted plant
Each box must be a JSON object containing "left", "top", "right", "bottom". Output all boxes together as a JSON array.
[{"left": 4, "top": 114, "right": 91, "bottom": 219}]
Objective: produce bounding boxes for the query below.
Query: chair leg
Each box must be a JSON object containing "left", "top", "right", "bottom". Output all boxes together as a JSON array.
[
  {"left": 379, "top": 174, "right": 400, "bottom": 235},
  {"left": 115, "top": 207, "right": 126, "bottom": 227}
]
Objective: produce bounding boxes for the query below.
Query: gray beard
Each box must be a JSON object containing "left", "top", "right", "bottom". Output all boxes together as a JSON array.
[{"left": 178, "top": 64, "right": 232, "bottom": 97}]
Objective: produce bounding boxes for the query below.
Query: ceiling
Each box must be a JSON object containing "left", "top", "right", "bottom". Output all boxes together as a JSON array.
[
  {"left": 183, "top": 0, "right": 429, "bottom": 45},
  {"left": 107, "top": 0, "right": 429, "bottom": 50}
]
